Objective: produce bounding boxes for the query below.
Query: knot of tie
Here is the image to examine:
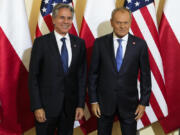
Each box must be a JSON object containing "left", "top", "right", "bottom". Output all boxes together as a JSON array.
[
  {"left": 117, "top": 38, "right": 123, "bottom": 46},
  {"left": 61, "top": 37, "right": 66, "bottom": 43}
]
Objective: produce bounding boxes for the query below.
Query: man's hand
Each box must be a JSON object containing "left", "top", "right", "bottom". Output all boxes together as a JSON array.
[
  {"left": 34, "top": 108, "right": 46, "bottom": 123},
  {"left": 135, "top": 104, "right": 145, "bottom": 120},
  {"left": 75, "top": 107, "right": 84, "bottom": 120},
  {"left": 91, "top": 103, "right": 101, "bottom": 118}
]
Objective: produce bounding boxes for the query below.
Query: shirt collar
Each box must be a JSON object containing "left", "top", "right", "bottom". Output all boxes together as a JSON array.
[
  {"left": 54, "top": 30, "right": 70, "bottom": 41},
  {"left": 113, "top": 33, "right": 129, "bottom": 42}
]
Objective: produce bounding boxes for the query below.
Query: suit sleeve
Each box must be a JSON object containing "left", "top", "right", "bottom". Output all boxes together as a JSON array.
[
  {"left": 88, "top": 40, "right": 100, "bottom": 103},
  {"left": 28, "top": 38, "right": 43, "bottom": 112},
  {"left": 139, "top": 41, "right": 151, "bottom": 106},
  {"left": 77, "top": 40, "right": 87, "bottom": 108}
]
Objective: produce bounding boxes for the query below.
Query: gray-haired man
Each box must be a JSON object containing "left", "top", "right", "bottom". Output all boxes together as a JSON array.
[{"left": 29, "top": 3, "right": 87, "bottom": 135}]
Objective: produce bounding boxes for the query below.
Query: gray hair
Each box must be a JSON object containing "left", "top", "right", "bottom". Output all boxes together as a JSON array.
[
  {"left": 111, "top": 7, "right": 132, "bottom": 21},
  {"left": 52, "top": 3, "right": 74, "bottom": 18}
]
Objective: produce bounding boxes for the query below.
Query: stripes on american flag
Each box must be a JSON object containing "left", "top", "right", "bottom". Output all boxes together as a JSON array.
[{"left": 125, "top": 0, "right": 168, "bottom": 129}]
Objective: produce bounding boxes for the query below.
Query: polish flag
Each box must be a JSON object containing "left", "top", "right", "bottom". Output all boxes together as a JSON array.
[
  {"left": 0, "top": 0, "right": 34, "bottom": 134},
  {"left": 79, "top": 0, "right": 115, "bottom": 134},
  {"left": 80, "top": 0, "right": 115, "bottom": 67},
  {"left": 159, "top": 0, "right": 180, "bottom": 133}
]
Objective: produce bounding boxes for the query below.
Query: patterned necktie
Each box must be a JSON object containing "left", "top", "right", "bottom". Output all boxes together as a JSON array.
[
  {"left": 116, "top": 39, "right": 123, "bottom": 72},
  {"left": 61, "top": 37, "right": 68, "bottom": 73}
]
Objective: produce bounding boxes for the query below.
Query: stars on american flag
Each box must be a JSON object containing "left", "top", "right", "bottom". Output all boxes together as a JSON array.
[
  {"left": 126, "top": 0, "right": 150, "bottom": 4},
  {"left": 44, "top": 0, "right": 49, "bottom": 4},
  {"left": 125, "top": 0, "right": 153, "bottom": 12},
  {"left": 135, "top": 1, "right": 140, "bottom": 7},
  {"left": 40, "top": 0, "right": 72, "bottom": 16},
  {"left": 52, "top": 2, "right": 57, "bottom": 7},
  {"left": 42, "top": 7, "right": 47, "bottom": 13}
]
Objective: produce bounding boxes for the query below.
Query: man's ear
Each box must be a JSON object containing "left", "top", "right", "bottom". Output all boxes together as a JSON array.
[
  {"left": 52, "top": 17, "right": 55, "bottom": 25},
  {"left": 110, "top": 18, "right": 113, "bottom": 27}
]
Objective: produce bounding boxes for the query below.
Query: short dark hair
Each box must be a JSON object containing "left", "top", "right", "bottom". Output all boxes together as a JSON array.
[
  {"left": 52, "top": 3, "right": 74, "bottom": 18},
  {"left": 111, "top": 7, "right": 132, "bottom": 21}
]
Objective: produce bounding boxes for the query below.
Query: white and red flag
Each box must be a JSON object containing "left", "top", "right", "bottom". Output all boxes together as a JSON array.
[
  {"left": 159, "top": 0, "right": 180, "bottom": 133},
  {"left": 79, "top": 0, "right": 115, "bottom": 134},
  {"left": 125, "top": 0, "right": 168, "bottom": 129},
  {"left": 0, "top": 0, "right": 34, "bottom": 134},
  {"left": 80, "top": 0, "right": 115, "bottom": 68}
]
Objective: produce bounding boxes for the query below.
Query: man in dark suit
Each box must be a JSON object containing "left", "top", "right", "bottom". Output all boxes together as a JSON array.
[
  {"left": 88, "top": 7, "right": 151, "bottom": 135},
  {"left": 29, "top": 3, "right": 86, "bottom": 135}
]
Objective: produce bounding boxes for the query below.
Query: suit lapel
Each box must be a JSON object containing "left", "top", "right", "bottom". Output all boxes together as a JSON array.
[
  {"left": 48, "top": 32, "right": 64, "bottom": 73},
  {"left": 106, "top": 33, "right": 118, "bottom": 72},
  {"left": 119, "top": 33, "right": 134, "bottom": 73},
  {"left": 68, "top": 34, "right": 77, "bottom": 72}
]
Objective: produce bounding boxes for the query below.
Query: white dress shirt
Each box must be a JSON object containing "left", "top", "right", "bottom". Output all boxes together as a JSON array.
[
  {"left": 54, "top": 30, "right": 72, "bottom": 67},
  {"left": 113, "top": 33, "right": 129, "bottom": 59}
]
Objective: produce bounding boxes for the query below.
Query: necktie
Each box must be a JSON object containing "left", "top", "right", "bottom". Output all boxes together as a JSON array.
[
  {"left": 116, "top": 39, "right": 123, "bottom": 72},
  {"left": 61, "top": 37, "right": 68, "bottom": 73}
]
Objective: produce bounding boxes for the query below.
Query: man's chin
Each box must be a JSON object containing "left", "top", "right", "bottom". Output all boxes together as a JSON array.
[
  {"left": 62, "top": 29, "right": 71, "bottom": 33},
  {"left": 60, "top": 29, "right": 70, "bottom": 34},
  {"left": 115, "top": 33, "right": 126, "bottom": 38}
]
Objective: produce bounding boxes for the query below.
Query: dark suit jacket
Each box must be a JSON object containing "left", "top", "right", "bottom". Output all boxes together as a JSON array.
[
  {"left": 29, "top": 32, "right": 86, "bottom": 118},
  {"left": 88, "top": 33, "right": 151, "bottom": 116}
]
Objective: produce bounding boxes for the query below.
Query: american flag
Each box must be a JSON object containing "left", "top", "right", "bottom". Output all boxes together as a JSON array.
[
  {"left": 125, "top": 0, "right": 168, "bottom": 129},
  {"left": 36, "top": 0, "right": 78, "bottom": 38}
]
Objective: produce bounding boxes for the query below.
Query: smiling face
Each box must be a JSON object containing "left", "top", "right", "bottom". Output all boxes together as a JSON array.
[
  {"left": 111, "top": 10, "right": 131, "bottom": 38},
  {"left": 52, "top": 8, "right": 73, "bottom": 36}
]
